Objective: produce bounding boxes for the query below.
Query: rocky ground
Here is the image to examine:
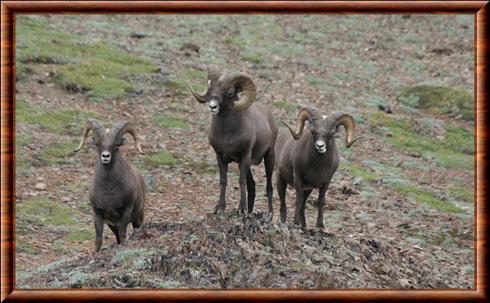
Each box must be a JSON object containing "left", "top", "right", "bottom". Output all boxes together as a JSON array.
[{"left": 15, "top": 14, "right": 474, "bottom": 288}]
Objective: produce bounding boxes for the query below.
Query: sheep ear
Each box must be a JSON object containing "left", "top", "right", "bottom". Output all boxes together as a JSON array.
[
  {"left": 305, "top": 120, "right": 311, "bottom": 128},
  {"left": 119, "top": 137, "right": 128, "bottom": 146},
  {"left": 89, "top": 136, "right": 97, "bottom": 145}
]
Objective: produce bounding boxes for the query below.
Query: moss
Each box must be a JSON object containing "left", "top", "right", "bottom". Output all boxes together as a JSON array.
[
  {"left": 185, "top": 160, "right": 217, "bottom": 175},
  {"left": 17, "top": 197, "right": 77, "bottom": 229},
  {"left": 398, "top": 85, "right": 473, "bottom": 120},
  {"left": 393, "top": 184, "right": 464, "bottom": 213},
  {"left": 144, "top": 151, "right": 180, "bottom": 167},
  {"left": 272, "top": 101, "right": 298, "bottom": 112},
  {"left": 151, "top": 113, "right": 189, "bottom": 130}
]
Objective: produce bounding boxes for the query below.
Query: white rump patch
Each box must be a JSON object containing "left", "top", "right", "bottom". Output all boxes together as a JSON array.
[
  {"left": 105, "top": 128, "right": 110, "bottom": 134},
  {"left": 322, "top": 115, "right": 328, "bottom": 124}
]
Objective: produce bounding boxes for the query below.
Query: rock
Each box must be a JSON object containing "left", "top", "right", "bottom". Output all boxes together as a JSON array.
[
  {"left": 398, "top": 278, "right": 410, "bottom": 288},
  {"left": 34, "top": 182, "right": 47, "bottom": 191},
  {"left": 130, "top": 32, "right": 147, "bottom": 39},
  {"left": 353, "top": 177, "right": 363, "bottom": 186},
  {"left": 378, "top": 104, "right": 392, "bottom": 113}
]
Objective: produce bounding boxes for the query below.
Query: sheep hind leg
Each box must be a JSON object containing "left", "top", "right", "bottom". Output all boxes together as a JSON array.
[
  {"left": 263, "top": 150, "right": 274, "bottom": 220},
  {"left": 108, "top": 224, "right": 121, "bottom": 244},
  {"left": 246, "top": 169, "right": 256, "bottom": 214}
]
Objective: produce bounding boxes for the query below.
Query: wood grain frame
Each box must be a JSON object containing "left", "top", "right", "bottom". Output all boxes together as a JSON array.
[{"left": 1, "top": 1, "right": 488, "bottom": 302}]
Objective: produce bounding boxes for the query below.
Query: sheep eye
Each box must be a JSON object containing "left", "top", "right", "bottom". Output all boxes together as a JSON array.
[{"left": 226, "top": 90, "right": 234, "bottom": 98}]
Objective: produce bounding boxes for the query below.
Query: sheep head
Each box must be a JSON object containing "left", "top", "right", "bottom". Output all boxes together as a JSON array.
[
  {"left": 188, "top": 65, "right": 256, "bottom": 115},
  {"left": 74, "top": 119, "right": 143, "bottom": 165},
  {"left": 285, "top": 107, "right": 362, "bottom": 154}
]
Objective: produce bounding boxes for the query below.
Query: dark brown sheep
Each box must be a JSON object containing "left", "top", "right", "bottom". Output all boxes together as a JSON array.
[
  {"left": 275, "top": 107, "right": 362, "bottom": 229},
  {"left": 188, "top": 65, "right": 278, "bottom": 217},
  {"left": 74, "top": 119, "right": 145, "bottom": 251}
]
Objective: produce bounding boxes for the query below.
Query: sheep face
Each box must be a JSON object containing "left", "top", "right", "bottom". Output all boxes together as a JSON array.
[
  {"left": 206, "top": 80, "right": 240, "bottom": 115},
  {"left": 308, "top": 116, "right": 338, "bottom": 154},
  {"left": 74, "top": 120, "right": 144, "bottom": 165},
  {"left": 285, "top": 108, "right": 362, "bottom": 152},
  {"left": 189, "top": 65, "right": 257, "bottom": 116},
  {"left": 90, "top": 131, "right": 128, "bottom": 165}
]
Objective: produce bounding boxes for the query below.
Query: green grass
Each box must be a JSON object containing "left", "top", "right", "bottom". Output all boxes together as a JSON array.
[
  {"left": 398, "top": 85, "right": 473, "bottom": 121},
  {"left": 17, "top": 197, "right": 77, "bottom": 228},
  {"left": 241, "top": 52, "right": 264, "bottom": 64},
  {"left": 448, "top": 186, "right": 474, "bottom": 204},
  {"left": 272, "top": 101, "right": 298, "bottom": 112},
  {"left": 144, "top": 151, "right": 180, "bottom": 167},
  {"left": 64, "top": 228, "right": 93, "bottom": 243},
  {"left": 151, "top": 113, "right": 189, "bottom": 130},
  {"left": 369, "top": 112, "right": 473, "bottom": 170},
  {"left": 165, "top": 68, "right": 206, "bottom": 94},
  {"left": 394, "top": 184, "right": 464, "bottom": 213},
  {"left": 16, "top": 16, "right": 157, "bottom": 102},
  {"left": 17, "top": 100, "right": 98, "bottom": 135},
  {"left": 42, "top": 139, "right": 79, "bottom": 165},
  {"left": 340, "top": 161, "right": 379, "bottom": 182}
]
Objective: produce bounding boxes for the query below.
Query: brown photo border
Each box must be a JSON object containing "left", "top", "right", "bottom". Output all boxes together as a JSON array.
[{"left": 1, "top": 1, "right": 488, "bottom": 302}]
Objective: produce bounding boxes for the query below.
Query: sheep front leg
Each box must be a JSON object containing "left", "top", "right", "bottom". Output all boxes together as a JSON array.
[
  {"left": 238, "top": 154, "right": 252, "bottom": 214},
  {"left": 316, "top": 184, "right": 328, "bottom": 230},
  {"left": 214, "top": 153, "right": 228, "bottom": 214},
  {"left": 119, "top": 205, "right": 134, "bottom": 246},
  {"left": 94, "top": 212, "right": 104, "bottom": 252},
  {"left": 293, "top": 175, "right": 306, "bottom": 228}
]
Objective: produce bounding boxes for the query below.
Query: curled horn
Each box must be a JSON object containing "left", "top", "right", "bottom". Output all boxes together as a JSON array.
[
  {"left": 188, "top": 65, "right": 221, "bottom": 104},
  {"left": 222, "top": 72, "right": 256, "bottom": 111},
  {"left": 112, "top": 122, "right": 144, "bottom": 154},
  {"left": 333, "top": 112, "right": 363, "bottom": 148},
  {"left": 283, "top": 108, "right": 313, "bottom": 140},
  {"left": 74, "top": 119, "right": 104, "bottom": 152}
]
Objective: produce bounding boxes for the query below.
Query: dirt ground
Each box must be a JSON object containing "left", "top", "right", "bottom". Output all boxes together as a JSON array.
[{"left": 15, "top": 14, "right": 474, "bottom": 288}]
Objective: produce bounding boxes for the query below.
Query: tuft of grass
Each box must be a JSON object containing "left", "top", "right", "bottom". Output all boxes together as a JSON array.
[
  {"left": 64, "top": 228, "right": 93, "bottom": 243},
  {"left": 151, "top": 113, "right": 189, "bottom": 130},
  {"left": 144, "top": 151, "right": 179, "bottom": 167},
  {"left": 42, "top": 139, "right": 79, "bottom": 165},
  {"left": 17, "top": 100, "right": 98, "bottom": 135},
  {"left": 272, "top": 101, "right": 298, "bottom": 112},
  {"left": 16, "top": 16, "right": 157, "bottom": 102},
  {"left": 369, "top": 112, "right": 473, "bottom": 170},
  {"left": 393, "top": 184, "right": 464, "bottom": 213},
  {"left": 398, "top": 85, "right": 473, "bottom": 120},
  {"left": 340, "top": 161, "right": 379, "bottom": 182},
  {"left": 448, "top": 186, "right": 474, "bottom": 204},
  {"left": 17, "top": 197, "right": 77, "bottom": 228},
  {"left": 241, "top": 52, "right": 264, "bottom": 64}
]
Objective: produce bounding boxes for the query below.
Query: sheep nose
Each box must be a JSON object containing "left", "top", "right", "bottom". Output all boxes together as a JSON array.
[
  {"left": 101, "top": 151, "right": 111, "bottom": 159},
  {"left": 315, "top": 142, "right": 325, "bottom": 148},
  {"left": 210, "top": 104, "right": 217, "bottom": 109}
]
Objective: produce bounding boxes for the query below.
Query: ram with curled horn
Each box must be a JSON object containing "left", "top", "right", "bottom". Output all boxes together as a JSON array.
[
  {"left": 275, "top": 107, "right": 362, "bottom": 229},
  {"left": 74, "top": 119, "right": 146, "bottom": 252},
  {"left": 188, "top": 65, "right": 278, "bottom": 217}
]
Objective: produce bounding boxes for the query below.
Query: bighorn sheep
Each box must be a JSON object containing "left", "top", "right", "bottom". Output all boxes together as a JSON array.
[
  {"left": 74, "top": 119, "right": 145, "bottom": 252},
  {"left": 188, "top": 65, "right": 278, "bottom": 216},
  {"left": 275, "top": 107, "right": 361, "bottom": 229}
]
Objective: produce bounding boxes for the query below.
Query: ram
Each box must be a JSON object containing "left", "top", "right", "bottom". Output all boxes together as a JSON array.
[
  {"left": 188, "top": 66, "right": 278, "bottom": 216},
  {"left": 275, "top": 107, "right": 361, "bottom": 229},
  {"left": 74, "top": 119, "right": 145, "bottom": 251}
]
